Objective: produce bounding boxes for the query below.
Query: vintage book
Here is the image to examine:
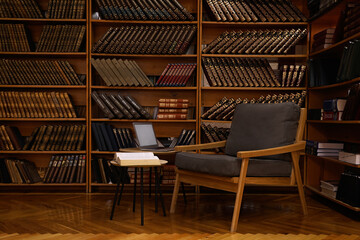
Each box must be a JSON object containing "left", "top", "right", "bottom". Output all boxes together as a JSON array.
[
  {"left": 91, "top": 91, "right": 115, "bottom": 119},
  {"left": 124, "top": 96, "right": 152, "bottom": 119}
]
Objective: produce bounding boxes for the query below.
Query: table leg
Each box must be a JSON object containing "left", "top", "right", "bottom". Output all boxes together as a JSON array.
[
  {"left": 110, "top": 173, "right": 121, "bottom": 220},
  {"left": 181, "top": 182, "right": 187, "bottom": 205},
  {"left": 133, "top": 168, "right": 137, "bottom": 212},
  {"left": 117, "top": 167, "right": 125, "bottom": 206},
  {"left": 140, "top": 168, "right": 144, "bottom": 226},
  {"left": 149, "top": 167, "right": 152, "bottom": 199},
  {"left": 155, "top": 167, "right": 158, "bottom": 213}
]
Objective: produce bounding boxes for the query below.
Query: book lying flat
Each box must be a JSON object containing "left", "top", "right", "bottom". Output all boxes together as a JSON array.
[{"left": 114, "top": 152, "right": 161, "bottom": 166}]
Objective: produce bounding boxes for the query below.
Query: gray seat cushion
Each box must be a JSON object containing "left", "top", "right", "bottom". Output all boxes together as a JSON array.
[
  {"left": 175, "top": 152, "right": 292, "bottom": 177},
  {"left": 225, "top": 102, "right": 300, "bottom": 161}
]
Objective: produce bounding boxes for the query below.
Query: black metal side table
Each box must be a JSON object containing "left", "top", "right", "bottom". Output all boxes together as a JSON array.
[{"left": 109, "top": 160, "right": 167, "bottom": 226}]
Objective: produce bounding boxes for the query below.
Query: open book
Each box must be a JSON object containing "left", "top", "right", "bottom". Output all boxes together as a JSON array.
[{"left": 114, "top": 152, "right": 161, "bottom": 166}]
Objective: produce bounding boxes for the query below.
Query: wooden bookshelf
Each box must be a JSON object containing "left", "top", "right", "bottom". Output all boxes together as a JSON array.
[
  {"left": 0, "top": 0, "right": 89, "bottom": 191},
  {"left": 306, "top": 0, "right": 360, "bottom": 211}
]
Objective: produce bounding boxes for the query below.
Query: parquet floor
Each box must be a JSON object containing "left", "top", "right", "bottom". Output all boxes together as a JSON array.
[{"left": 0, "top": 193, "right": 359, "bottom": 239}]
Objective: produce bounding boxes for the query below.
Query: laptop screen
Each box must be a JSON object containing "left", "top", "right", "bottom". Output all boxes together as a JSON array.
[{"left": 133, "top": 122, "right": 158, "bottom": 148}]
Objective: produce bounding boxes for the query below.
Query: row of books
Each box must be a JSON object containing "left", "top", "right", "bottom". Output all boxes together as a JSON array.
[
  {"left": 0, "top": 158, "right": 41, "bottom": 184},
  {"left": 36, "top": 25, "right": 86, "bottom": 52},
  {"left": 0, "top": 0, "right": 43, "bottom": 18},
  {"left": 47, "top": 0, "right": 86, "bottom": 19},
  {"left": 204, "top": 0, "right": 307, "bottom": 22},
  {"left": 95, "top": 0, "right": 194, "bottom": 21},
  {"left": 202, "top": 91, "right": 306, "bottom": 120},
  {"left": 92, "top": 25, "right": 196, "bottom": 55},
  {"left": 281, "top": 65, "right": 307, "bottom": 87},
  {"left": 0, "top": 91, "right": 77, "bottom": 119},
  {"left": 91, "top": 58, "right": 152, "bottom": 87},
  {"left": 44, "top": 155, "right": 86, "bottom": 183},
  {"left": 92, "top": 91, "right": 151, "bottom": 119},
  {"left": 202, "top": 57, "right": 280, "bottom": 87},
  {"left": 343, "top": 3, "right": 360, "bottom": 39},
  {"left": 305, "top": 140, "right": 344, "bottom": 157},
  {"left": 155, "top": 63, "right": 196, "bottom": 87},
  {"left": 311, "top": 28, "right": 335, "bottom": 52},
  {"left": 0, "top": 24, "right": 31, "bottom": 52},
  {"left": 91, "top": 157, "right": 119, "bottom": 184},
  {"left": 0, "top": 59, "right": 83, "bottom": 86},
  {"left": 25, "top": 125, "right": 86, "bottom": 151},
  {"left": 321, "top": 98, "right": 346, "bottom": 121},
  {"left": 202, "top": 28, "right": 307, "bottom": 55},
  {"left": 92, "top": 123, "right": 136, "bottom": 152},
  {"left": 201, "top": 123, "right": 230, "bottom": 152},
  {"left": 157, "top": 98, "right": 190, "bottom": 120}
]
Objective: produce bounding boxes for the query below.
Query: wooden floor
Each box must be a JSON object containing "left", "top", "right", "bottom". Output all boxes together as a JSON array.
[{"left": 0, "top": 192, "right": 359, "bottom": 236}]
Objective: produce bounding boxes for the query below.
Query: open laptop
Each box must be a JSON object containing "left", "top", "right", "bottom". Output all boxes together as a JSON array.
[{"left": 132, "top": 122, "right": 175, "bottom": 152}]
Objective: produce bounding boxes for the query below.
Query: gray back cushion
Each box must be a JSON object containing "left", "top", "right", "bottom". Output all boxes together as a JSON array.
[{"left": 225, "top": 102, "right": 300, "bottom": 160}]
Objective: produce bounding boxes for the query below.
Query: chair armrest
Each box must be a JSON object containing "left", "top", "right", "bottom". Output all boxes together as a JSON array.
[
  {"left": 175, "top": 140, "right": 227, "bottom": 152},
  {"left": 237, "top": 141, "right": 306, "bottom": 158}
]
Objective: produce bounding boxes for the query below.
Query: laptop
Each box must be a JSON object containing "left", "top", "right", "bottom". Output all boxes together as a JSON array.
[{"left": 132, "top": 122, "right": 175, "bottom": 152}]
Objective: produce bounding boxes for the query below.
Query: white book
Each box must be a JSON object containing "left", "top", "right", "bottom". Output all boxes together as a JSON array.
[
  {"left": 339, "top": 151, "right": 360, "bottom": 165},
  {"left": 114, "top": 152, "right": 160, "bottom": 166},
  {"left": 320, "top": 180, "right": 339, "bottom": 191}
]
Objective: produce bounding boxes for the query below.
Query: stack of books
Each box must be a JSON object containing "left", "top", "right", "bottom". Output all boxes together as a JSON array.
[
  {"left": 312, "top": 28, "right": 335, "bottom": 52},
  {"left": 0, "top": 59, "right": 84, "bottom": 86},
  {"left": 94, "top": 0, "right": 194, "bottom": 21},
  {"left": 92, "top": 25, "right": 197, "bottom": 55},
  {"left": 280, "top": 65, "right": 307, "bottom": 87},
  {"left": 322, "top": 98, "right": 347, "bottom": 120},
  {"left": 91, "top": 58, "right": 153, "bottom": 87},
  {"left": 91, "top": 91, "right": 152, "bottom": 119},
  {"left": 155, "top": 63, "right": 196, "bottom": 87},
  {"left": 36, "top": 25, "right": 86, "bottom": 52},
  {"left": 202, "top": 91, "right": 307, "bottom": 120},
  {"left": 343, "top": 3, "right": 360, "bottom": 39},
  {"left": 202, "top": 57, "right": 280, "bottom": 87},
  {"left": 92, "top": 123, "right": 136, "bottom": 152},
  {"left": 0, "top": 24, "right": 32, "bottom": 52},
  {"left": 0, "top": 0, "right": 43, "bottom": 18},
  {"left": 320, "top": 180, "right": 339, "bottom": 199},
  {"left": 339, "top": 151, "right": 360, "bottom": 165},
  {"left": 204, "top": 0, "right": 307, "bottom": 22},
  {"left": 306, "top": 140, "right": 344, "bottom": 157},
  {"left": 202, "top": 28, "right": 307, "bottom": 55},
  {"left": 157, "top": 98, "right": 190, "bottom": 120},
  {"left": 0, "top": 158, "right": 41, "bottom": 184},
  {"left": 0, "top": 91, "right": 77, "bottom": 118},
  {"left": 43, "top": 154, "right": 86, "bottom": 183}
]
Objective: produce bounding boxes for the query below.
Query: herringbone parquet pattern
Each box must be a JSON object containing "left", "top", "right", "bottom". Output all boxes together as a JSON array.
[{"left": 0, "top": 193, "right": 359, "bottom": 238}]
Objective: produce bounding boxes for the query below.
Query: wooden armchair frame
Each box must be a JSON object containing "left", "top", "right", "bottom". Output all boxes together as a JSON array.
[{"left": 170, "top": 109, "right": 308, "bottom": 232}]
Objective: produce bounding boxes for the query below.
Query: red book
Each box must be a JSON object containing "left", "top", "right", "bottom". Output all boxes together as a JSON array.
[
  {"left": 177, "top": 64, "right": 196, "bottom": 87},
  {"left": 158, "top": 99, "right": 189, "bottom": 103},
  {"left": 161, "top": 64, "right": 179, "bottom": 86},
  {"left": 155, "top": 64, "right": 171, "bottom": 86},
  {"left": 167, "top": 64, "right": 184, "bottom": 86},
  {"left": 157, "top": 113, "right": 188, "bottom": 120},
  {"left": 172, "top": 64, "right": 189, "bottom": 86}
]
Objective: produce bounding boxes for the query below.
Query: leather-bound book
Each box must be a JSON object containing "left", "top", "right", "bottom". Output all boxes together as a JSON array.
[
  {"left": 38, "top": 125, "right": 54, "bottom": 151},
  {"left": 124, "top": 96, "right": 152, "bottom": 119},
  {"left": 210, "top": 32, "right": 231, "bottom": 54},
  {"left": 245, "top": 30, "right": 268, "bottom": 54},
  {"left": 99, "top": 92, "right": 124, "bottom": 119},
  {"left": 223, "top": 0, "right": 240, "bottom": 21},
  {"left": 281, "top": 28, "right": 307, "bottom": 54},
  {"left": 217, "top": 31, "right": 237, "bottom": 53},
  {"left": 107, "top": 94, "right": 133, "bottom": 119},
  {"left": 202, "top": 58, "right": 218, "bottom": 87},
  {"left": 91, "top": 91, "right": 115, "bottom": 119},
  {"left": 202, "top": 32, "right": 227, "bottom": 54},
  {"left": 296, "top": 65, "right": 306, "bottom": 87},
  {"left": 217, "top": 98, "right": 241, "bottom": 119},
  {"left": 205, "top": 0, "right": 222, "bottom": 21},
  {"left": 201, "top": 97, "right": 228, "bottom": 119},
  {"left": 290, "top": 65, "right": 300, "bottom": 86},
  {"left": 94, "top": 27, "right": 119, "bottom": 53},
  {"left": 218, "top": 0, "right": 233, "bottom": 21},
  {"left": 178, "top": 25, "right": 197, "bottom": 54},
  {"left": 116, "top": 94, "right": 141, "bottom": 119},
  {"left": 254, "top": 0, "right": 275, "bottom": 22},
  {"left": 208, "top": 98, "right": 234, "bottom": 119},
  {"left": 75, "top": 125, "right": 86, "bottom": 151},
  {"left": 281, "top": 65, "right": 288, "bottom": 86}
]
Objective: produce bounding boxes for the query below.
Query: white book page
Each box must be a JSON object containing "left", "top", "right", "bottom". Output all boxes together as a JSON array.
[{"left": 115, "top": 152, "right": 159, "bottom": 160}]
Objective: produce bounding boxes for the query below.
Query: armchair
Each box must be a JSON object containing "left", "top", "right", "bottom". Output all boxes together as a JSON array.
[{"left": 170, "top": 102, "right": 307, "bottom": 232}]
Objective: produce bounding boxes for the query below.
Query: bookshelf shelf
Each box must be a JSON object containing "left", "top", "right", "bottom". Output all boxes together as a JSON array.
[
  {"left": 310, "top": 32, "right": 360, "bottom": 57},
  {"left": 202, "top": 21, "right": 308, "bottom": 26},
  {"left": 0, "top": 183, "right": 86, "bottom": 186},
  {"left": 307, "top": 120, "right": 360, "bottom": 124},
  {"left": 91, "top": 119, "right": 197, "bottom": 123},
  {"left": 308, "top": 77, "right": 360, "bottom": 90},
  {"left": 0, "top": 52, "right": 87, "bottom": 56},
  {"left": 0, "top": 18, "right": 87, "bottom": 22},
  {"left": 201, "top": 54, "right": 308, "bottom": 58},
  {"left": 91, "top": 54, "right": 197, "bottom": 58},
  {"left": 0, "top": 85, "right": 86, "bottom": 89},
  {"left": 1, "top": 151, "right": 86, "bottom": 154},
  {"left": 91, "top": 86, "right": 197, "bottom": 90},
  {"left": 91, "top": 20, "right": 198, "bottom": 25},
  {"left": 201, "top": 120, "right": 231, "bottom": 123},
  {"left": 0, "top": 118, "right": 86, "bottom": 121},
  {"left": 306, "top": 155, "right": 360, "bottom": 168},
  {"left": 201, "top": 87, "right": 307, "bottom": 91},
  {"left": 306, "top": 185, "right": 360, "bottom": 212}
]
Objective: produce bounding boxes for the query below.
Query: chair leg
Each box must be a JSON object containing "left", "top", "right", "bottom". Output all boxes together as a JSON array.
[
  {"left": 230, "top": 157, "right": 249, "bottom": 233},
  {"left": 291, "top": 152, "right": 308, "bottom": 216},
  {"left": 170, "top": 172, "right": 180, "bottom": 214}
]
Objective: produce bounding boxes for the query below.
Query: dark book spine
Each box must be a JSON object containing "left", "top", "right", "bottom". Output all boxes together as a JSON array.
[{"left": 91, "top": 91, "right": 115, "bottom": 119}]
